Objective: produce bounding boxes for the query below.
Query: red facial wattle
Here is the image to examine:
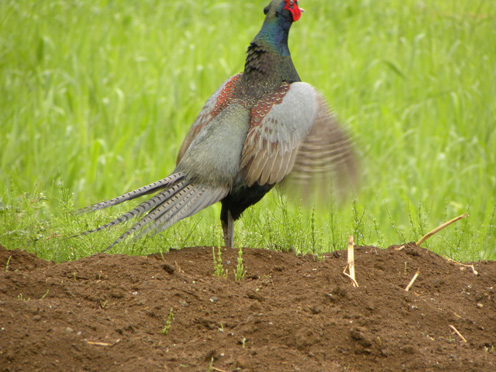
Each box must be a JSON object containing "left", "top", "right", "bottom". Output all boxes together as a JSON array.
[{"left": 284, "top": 0, "right": 302, "bottom": 22}]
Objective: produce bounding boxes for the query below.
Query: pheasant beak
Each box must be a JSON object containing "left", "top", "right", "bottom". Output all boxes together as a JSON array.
[{"left": 295, "top": 0, "right": 304, "bottom": 16}]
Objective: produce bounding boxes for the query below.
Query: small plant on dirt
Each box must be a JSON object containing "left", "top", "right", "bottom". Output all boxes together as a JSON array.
[
  {"left": 161, "top": 308, "right": 174, "bottom": 335},
  {"left": 40, "top": 289, "right": 49, "bottom": 300},
  {"left": 234, "top": 247, "right": 246, "bottom": 281},
  {"left": 99, "top": 300, "right": 108, "bottom": 309},
  {"left": 5, "top": 255, "right": 12, "bottom": 272},
  {"left": 212, "top": 246, "right": 227, "bottom": 278},
  {"left": 17, "top": 293, "right": 30, "bottom": 301},
  {"left": 207, "top": 357, "right": 215, "bottom": 372}
]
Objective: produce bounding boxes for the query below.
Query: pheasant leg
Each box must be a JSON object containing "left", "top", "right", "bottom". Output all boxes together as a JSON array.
[{"left": 222, "top": 210, "right": 234, "bottom": 248}]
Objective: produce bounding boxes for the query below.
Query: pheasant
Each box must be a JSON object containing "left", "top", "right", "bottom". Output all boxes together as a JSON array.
[{"left": 78, "top": 0, "right": 357, "bottom": 251}]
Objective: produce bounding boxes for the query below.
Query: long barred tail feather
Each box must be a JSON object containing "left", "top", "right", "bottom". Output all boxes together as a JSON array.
[
  {"left": 76, "top": 177, "right": 191, "bottom": 239},
  {"left": 76, "top": 173, "right": 185, "bottom": 214},
  {"left": 100, "top": 184, "right": 228, "bottom": 253},
  {"left": 74, "top": 171, "right": 229, "bottom": 253},
  {"left": 141, "top": 185, "right": 229, "bottom": 238}
]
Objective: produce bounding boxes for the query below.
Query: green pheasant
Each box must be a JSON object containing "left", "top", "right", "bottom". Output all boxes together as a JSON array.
[{"left": 79, "top": 0, "right": 357, "bottom": 251}]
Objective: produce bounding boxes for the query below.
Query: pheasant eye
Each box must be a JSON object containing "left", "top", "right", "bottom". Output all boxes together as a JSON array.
[{"left": 283, "top": 0, "right": 301, "bottom": 22}]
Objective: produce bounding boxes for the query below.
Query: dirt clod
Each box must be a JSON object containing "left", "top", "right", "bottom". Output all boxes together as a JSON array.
[{"left": 0, "top": 244, "right": 495, "bottom": 371}]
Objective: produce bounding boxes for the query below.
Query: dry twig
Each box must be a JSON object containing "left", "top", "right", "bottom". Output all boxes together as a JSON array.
[
  {"left": 405, "top": 268, "right": 420, "bottom": 292},
  {"left": 449, "top": 324, "right": 467, "bottom": 342},
  {"left": 343, "top": 236, "right": 359, "bottom": 287},
  {"left": 211, "top": 367, "right": 228, "bottom": 372},
  {"left": 86, "top": 339, "right": 120, "bottom": 347},
  {"left": 416, "top": 214, "right": 468, "bottom": 246},
  {"left": 446, "top": 258, "right": 479, "bottom": 275}
]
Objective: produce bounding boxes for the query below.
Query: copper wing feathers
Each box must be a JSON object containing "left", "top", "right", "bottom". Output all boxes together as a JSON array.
[
  {"left": 241, "top": 82, "right": 357, "bottom": 201},
  {"left": 176, "top": 74, "right": 242, "bottom": 165}
]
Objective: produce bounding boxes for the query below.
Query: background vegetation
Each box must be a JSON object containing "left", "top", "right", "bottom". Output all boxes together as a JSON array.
[{"left": 1, "top": 0, "right": 495, "bottom": 262}]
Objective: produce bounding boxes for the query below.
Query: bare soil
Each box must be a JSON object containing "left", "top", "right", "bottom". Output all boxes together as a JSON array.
[{"left": 1, "top": 242, "right": 495, "bottom": 371}]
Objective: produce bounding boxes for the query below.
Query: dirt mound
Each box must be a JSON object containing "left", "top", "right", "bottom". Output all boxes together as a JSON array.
[{"left": 0, "top": 243, "right": 495, "bottom": 371}]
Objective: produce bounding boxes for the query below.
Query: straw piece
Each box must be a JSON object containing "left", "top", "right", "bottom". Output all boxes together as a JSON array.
[
  {"left": 405, "top": 268, "right": 420, "bottom": 292},
  {"left": 416, "top": 214, "right": 468, "bottom": 246}
]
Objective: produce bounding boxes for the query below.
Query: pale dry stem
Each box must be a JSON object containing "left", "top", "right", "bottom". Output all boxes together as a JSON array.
[
  {"left": 211, "top": 367, "right": 228, "bottom": 372},
  {"left": 405, "top": 268, "right": 420, "bottom": 292},
  {"left": 449, "top": 324, "right": 468, "bottom": 342},
  {"left": 86, "top": 339, "right": 121, "bottom": 347},
  {"left": 343, "top": 236, "right": 359, "bottom": 287},
  {"left": 416, "top": 214, "right": 468, "bottom": 246},
  {"left": 446, "top": 258, "right": 479, "bottom": 275}
]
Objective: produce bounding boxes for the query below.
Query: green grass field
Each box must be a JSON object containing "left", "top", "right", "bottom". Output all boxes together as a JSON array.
[{"left": 1, "top": 0, "right": 495, "bottom": 262}]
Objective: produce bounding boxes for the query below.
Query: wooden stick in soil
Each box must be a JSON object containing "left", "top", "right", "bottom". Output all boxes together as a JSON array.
[
  {"left": 449, "top": 324, "right": 467, "bottom": 343},
  {"left": 211, "top": 367, "right": 228, "bottom": 372},
  {"left": 343, "top": 236, "right": 359, "bottom": 287},
  {"left": 405, "top": 268, "right": 420, "bottom": 292},
  {"left": 86, "top": 339, "right": 120, "bottom": 347},
  {"left": 416, "top": 213, "right": 468, "bottom": 246},
  {"left": 446, "top": 258, "right": 479, "bottom": 276}
]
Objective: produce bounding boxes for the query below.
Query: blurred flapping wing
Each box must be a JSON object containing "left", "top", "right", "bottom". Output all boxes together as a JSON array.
[{"left": 241, "top": 82, "right": 357, "bottom": 204}]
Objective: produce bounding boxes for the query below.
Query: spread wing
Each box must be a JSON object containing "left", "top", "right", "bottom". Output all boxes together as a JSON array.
[
  {"left": 240, "top": 82, "right": 357, "bottom": 202},
  {"left": 176, "top": 73, "right": 243, "bottom": 164}
]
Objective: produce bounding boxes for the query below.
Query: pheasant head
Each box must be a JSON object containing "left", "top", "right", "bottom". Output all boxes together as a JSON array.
[{"left": 244, "top": 0, "right": 303, "bottom": 86}]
